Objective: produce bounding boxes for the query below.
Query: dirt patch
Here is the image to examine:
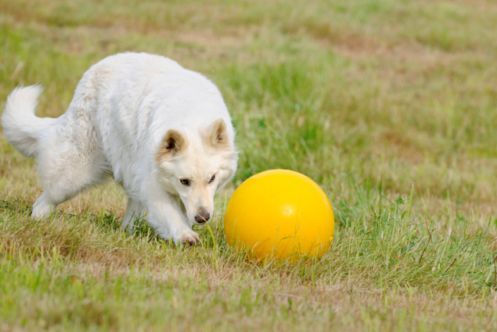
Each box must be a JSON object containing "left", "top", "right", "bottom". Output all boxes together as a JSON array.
[{"left": 377, "top": 129, "right": 425, "bottom": 164}]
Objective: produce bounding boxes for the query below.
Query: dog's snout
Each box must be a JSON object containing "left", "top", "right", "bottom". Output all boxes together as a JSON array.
[{"left": 194, "top": 208, "right": 210, "bottom": 224}]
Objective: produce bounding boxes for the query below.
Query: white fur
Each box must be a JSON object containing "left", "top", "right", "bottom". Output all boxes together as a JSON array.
[{"left": 2, "top": 52, "right": 237, "bottom": 244}]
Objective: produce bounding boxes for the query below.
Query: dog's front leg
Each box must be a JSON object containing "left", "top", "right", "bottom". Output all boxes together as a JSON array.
[{"left": 145, "top": 190, "right": 200, "bottom": 245}]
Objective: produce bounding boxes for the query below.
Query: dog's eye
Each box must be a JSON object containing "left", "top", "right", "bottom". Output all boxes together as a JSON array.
[
  {"left": 179, "top": 178, "right": 191, "bottom": 186},
  {"left": 208, "top": 174, "right": 216, "bottom": 184}
]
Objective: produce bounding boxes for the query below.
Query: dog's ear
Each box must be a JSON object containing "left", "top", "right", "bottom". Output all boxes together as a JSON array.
[
  {"left": 205, "top": 119, "right": 229, "bottom": 150},
  {"left": 157, "top": 129, "right": 186, "bottom": 161}
]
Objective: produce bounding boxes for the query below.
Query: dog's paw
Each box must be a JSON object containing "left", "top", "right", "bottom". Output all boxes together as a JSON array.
[
  {"left": 31, "top": 201, "right": 54, "bottom": 220},
  {"left": 175, "top": 229, "right": 201, "bottom": 246}
]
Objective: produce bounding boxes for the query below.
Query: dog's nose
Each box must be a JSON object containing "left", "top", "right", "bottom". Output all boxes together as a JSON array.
[
  {"left": 194, "top": 208, "right": 210, "bottom": 224},
  {"left": 195, "top": 208, "right": 211, "bottom": 224}
]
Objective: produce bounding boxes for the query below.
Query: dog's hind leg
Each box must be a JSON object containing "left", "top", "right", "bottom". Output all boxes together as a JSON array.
[
  {"left": 121, "top": 198, "right": 144, "bottom": 231},
  {"left": 31, "top": 137, "right": 109, "bottom": 219},
  {"left": 32, "top": 164, "right": 108, "bottom": 219},
  {"left": 32, "top": 161, "right": 108, "bottom": 219},
  {"left": 30, "top": 69, "right": 109, "bottom": 219}
]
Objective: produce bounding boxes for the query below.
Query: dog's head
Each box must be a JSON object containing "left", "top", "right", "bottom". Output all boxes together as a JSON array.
[{"left": 155, "top": 119, "right": 237, "bottom": 225}]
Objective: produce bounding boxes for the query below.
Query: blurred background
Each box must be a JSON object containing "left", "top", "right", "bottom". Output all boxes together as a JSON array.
[{"left": 2, "top": 1, "right": 496, "bottom": 199}]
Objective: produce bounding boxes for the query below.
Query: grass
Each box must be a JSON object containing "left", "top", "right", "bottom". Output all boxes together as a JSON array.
[{"left": 1, "top": 0, "right": 497, "bottom": 330}]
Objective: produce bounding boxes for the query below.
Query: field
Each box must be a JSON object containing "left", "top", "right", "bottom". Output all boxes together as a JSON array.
[{"left": 1, "top": 0, "right": 497, "bottom": 330}]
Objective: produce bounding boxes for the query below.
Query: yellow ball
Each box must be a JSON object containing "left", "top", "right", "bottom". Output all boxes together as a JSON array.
[{"left": 224, "top": 169, "right": 334, "bottom": 260}]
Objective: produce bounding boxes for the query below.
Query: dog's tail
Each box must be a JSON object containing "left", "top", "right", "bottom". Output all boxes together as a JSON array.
[{"left": 2, "top": 85, "right": 56, "bottom": 157}]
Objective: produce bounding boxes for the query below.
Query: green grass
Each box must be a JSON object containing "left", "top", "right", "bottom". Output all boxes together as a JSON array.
[{"left": 1, "top": 0, "right": 497, "bottom": 330}]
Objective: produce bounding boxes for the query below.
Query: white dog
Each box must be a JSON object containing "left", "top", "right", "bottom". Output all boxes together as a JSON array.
[{"left": 2, "top": 52, "right": 237, "bottom": 244}]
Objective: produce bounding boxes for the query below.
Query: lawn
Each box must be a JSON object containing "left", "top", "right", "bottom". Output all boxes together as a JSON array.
[{"left": 1, "top": 0, "right": 497, "bottom": 330}]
